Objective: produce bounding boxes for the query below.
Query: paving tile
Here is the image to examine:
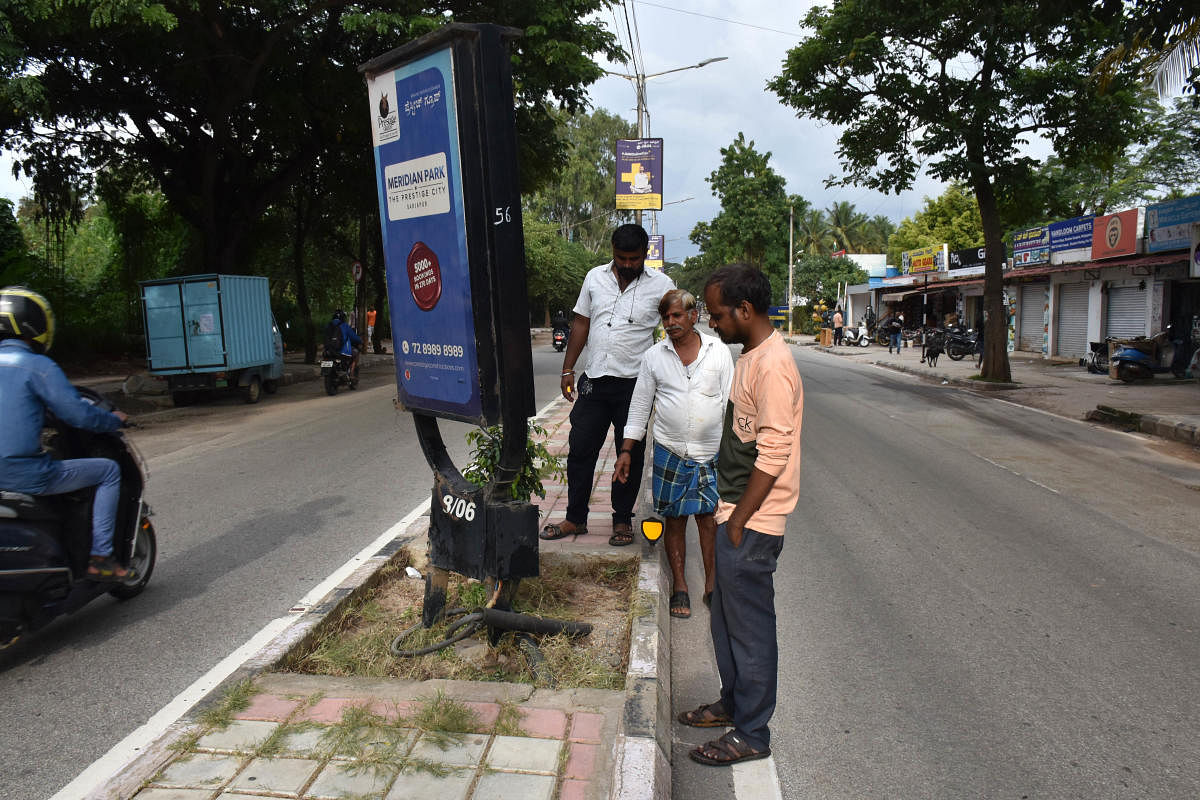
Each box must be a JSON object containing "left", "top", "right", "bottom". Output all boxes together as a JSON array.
[
  {"left": 129, "top": 789, "right": 214, "bottom": 800},
  {"left": 233, "top": 694, "right": 300, "bottom": 722},
  {"left": 226, "top": 756, "right": 320, "bottom": 794},
  {"left": 472, "top": 771, "right": 556, "bottom": 800},
  {"left": 383, "top": 767, "right": 474, "bottom": 800},
  {"left": 518, "top": 707, "right": 567, "bottom": 739},
  {"left": 294, "top": 697, "right": 379, "bottom": 724},
  {"left": 568, "top": 712, "right": 604, "bottom": 743},
  {"left": 464, "top": 701, "right": 500, "bottom": 729},
  {"left": 306, "top": 761, "right": 396, "bottom": 799},
  {"left": 559, "top": 779, "right": 591, "bottom": 800},
  {"left": 564, "top": 742, "right": 599, "bottom": 781},
  {"left": 408, "top": 732, "right": 489, "bottom": 767},
  {"left": 152, "top": 752, "right": 242, "bottom": 788},
  {"left": 276, "top": 725, "right": 328, "bottom": 756},
  {"left": 486, "top": 735, "right": 562, "bottom": 773},
  {"left": 196, "top": 719, "right": 279, "bottom": 752}
]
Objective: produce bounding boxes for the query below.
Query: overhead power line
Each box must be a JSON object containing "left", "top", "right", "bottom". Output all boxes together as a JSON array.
[{"left": 632, "top": 0, "right": 802, "bottom": 38}]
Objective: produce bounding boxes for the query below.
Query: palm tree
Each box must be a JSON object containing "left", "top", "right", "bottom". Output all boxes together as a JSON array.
[
  {"left": 860, "top": 215, "right": 897, "bottom": 253},
  {"left": 796, "top": 208, "right": 832, "bottom": 255},
  {"left": 1150, "top": 18, "right": 1200, "bottom": 99},
  {"left": 826, "top": 201, "right": 869, "bottom": 253}
]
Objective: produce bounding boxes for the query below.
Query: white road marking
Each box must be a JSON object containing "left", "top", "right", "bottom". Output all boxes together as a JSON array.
[
  {"left": 50, "top": 498, "right": 432, "bottom": 800},
  {"left": 733, "top": 755, "right": 785, "bottom": 800}
]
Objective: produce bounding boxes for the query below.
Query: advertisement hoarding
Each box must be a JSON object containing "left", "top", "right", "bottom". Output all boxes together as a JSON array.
[
  {"left": 1146, "top": 195, "right": 1200, "bottom": 253},
  {"left": 646, "top": 234, "right": 664, "bottom": 270},
  {"left": 1012, "top": 226, "right": 1050, "bottom": 267},
  {"left": 1048, "top": 216, "right": 1093, "bottom": 263},
  {"left": 367, "top": 46, "right": 483, "bottom": 420},
  {"left": 948, "top": 246, "right": 986, "bottom": 276},
  {"left": 1091, "top": 208, "right": 1143, "bottom": 260},
  {"left": 615, "top": 138, "right": 663, "bottom": 210},
  {"left": 1191, "top": 223, "right": 1200, "bottom": 279},
  {"left": 901, "top": 244, "right": 947, "bottom": 275}
]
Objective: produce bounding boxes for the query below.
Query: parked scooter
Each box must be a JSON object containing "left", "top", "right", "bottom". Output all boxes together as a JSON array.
[
  {"left": 1085, "top": 339, "right": 1113, "bottom": 375},
  {"left": 1110, "top": 327, "right": 1188, "bottom": 383},
  {"left": 552, "top": 325, "right": 569, "bottom": 352},
  {"left": 321, "top": 348, "right": 359, "bottom": 395},
  {"left": 842, "top": 320, "right": 871, "bottom": 347},
  {"left": 944, "top": 324, "right": 978, "bottom": 361},
  {"left": 0, "top": 387, "right": 156, "bottom": 649}
]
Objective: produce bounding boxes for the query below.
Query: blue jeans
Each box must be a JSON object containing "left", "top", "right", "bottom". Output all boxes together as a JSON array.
[
  {"left": 710, "top": 523, "right": 784, "bottom": 751},
  {"left": 889, "top": 332, "right": 901, "bottom": 351},
  {"left": 40, "top": 458, "right": 122, "bottom": 557}
]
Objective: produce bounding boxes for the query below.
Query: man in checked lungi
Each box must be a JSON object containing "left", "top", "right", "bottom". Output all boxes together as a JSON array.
[{"left": 614, "top": 289, "right": 733, "bottom": 619}]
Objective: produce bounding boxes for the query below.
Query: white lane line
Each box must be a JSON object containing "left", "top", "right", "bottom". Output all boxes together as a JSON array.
[
  {"left": 976, "top": 455, "right": 1060, "bottom": 494},
  {"left": 50, "top": 498, "right": 431, "bottom": 800},
  {"left": 733, "top": 755, "right": 784, "bottom": 800}
]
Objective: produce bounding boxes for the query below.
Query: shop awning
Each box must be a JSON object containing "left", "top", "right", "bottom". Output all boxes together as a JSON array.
[
  {"left": 1005, "top": 251, "right": 1188, "bottom": 281},
  {"left": 880, "top": 276, "right": 984, "bottom": 300}
]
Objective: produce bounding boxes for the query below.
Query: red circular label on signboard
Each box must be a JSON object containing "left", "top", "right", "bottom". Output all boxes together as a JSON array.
[{"left": 407, "top": 242, "right": 442, "bottom": 311}]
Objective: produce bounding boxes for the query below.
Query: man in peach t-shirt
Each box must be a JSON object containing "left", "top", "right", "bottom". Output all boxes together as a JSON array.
[{"left": 679, "top": 264, "right": 804, "bottom": 767}]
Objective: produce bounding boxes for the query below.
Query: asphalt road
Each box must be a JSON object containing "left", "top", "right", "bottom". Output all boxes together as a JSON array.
[
  {"left": 0, "top": 346, "right": 566, "bottom": 800},
  {"left": 672, "top": 342, "right": 1200, "bottom": 800}
]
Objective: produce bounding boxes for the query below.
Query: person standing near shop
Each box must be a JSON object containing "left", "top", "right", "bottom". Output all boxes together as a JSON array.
[
  {"left": 832, "top": 307, "right": 844, "bottom": 346},
  {"left": 540, "top": 224, "right": 675, "bottom": 547},
  {"left": 366, "top": 307, "right": 377, "bottom": 352},
  {"left": 678, "top": 264, "right": 804, "bottom": 767}
]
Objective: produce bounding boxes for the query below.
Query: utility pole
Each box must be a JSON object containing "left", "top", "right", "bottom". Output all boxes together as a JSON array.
[
  {"left": 788, "top": 203, "right": 794, "bottom": 335},
  {"left": 606, "top": 57, "right": 728, "bottom": 230}
]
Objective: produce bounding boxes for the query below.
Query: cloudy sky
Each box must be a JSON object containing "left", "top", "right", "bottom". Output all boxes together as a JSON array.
[
  {"left": 585, "top": 0, "right": 947, "bottom": 262},
  {"left": 0, "top": 0, "right": 949, "bottom": 261}
]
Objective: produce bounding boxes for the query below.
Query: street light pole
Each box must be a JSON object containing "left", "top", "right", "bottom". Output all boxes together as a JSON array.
[{"left": 605, "top": 57, "right": 728, "bottom": 228}]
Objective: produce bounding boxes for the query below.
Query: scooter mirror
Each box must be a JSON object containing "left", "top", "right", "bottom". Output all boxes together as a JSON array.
[{"left": 641, "top": 518, "right": 663, "bottom": 544}]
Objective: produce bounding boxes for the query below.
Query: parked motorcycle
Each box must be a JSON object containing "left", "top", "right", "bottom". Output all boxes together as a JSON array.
[
  {"left": 321, "top": 348, "right": 359, "bottom": 395},
  {"left": 1111, "top": 328, "right": 1188, "bottom": 383},
  {"left": 842, "top": 320, "right": 872, "bottom": 347},
  {"left": 0, "top": 387, "right": 156, "bottom": 649},
  {"left": 552, "top": 326, "right": 569, "bottom": 352},
  {"left": 944, "top": 324, "right": 978, "bottom": 361}
]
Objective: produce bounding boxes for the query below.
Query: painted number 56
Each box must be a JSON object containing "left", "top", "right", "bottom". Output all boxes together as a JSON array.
[
  {"left": 493, "top": 206, "right": 511, "bottom": 226},
  {"left": 442, "top": 493, "right": 477, "bottom": 522}
]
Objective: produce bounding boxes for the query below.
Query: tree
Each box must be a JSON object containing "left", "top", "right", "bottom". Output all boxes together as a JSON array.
[
  {"left": 0, "top": 1, "right": 623, "bottom": 275},
  {"left": 525, "top": 108, "right": 636, "bottom": 254},
  {"left": 826, "top": 200, "right": 868, "bottom": 253},
  {"left": 689, "top": 133, "right": 791, "bottom": 298},
  {"left": 0, "top": 199, "right": 36, "bottom": 287},
  {"left": 522, "top": 217, "right": 593, "bottom": 324},
  {"left": 795, "top": 208, "right": 833, "bottom": 255},
  {"left": 770, "top": 0, "right": 1143, "bottom": 381},
  {"left": 887, "top": 183, "right": 985, "bottom": 266}
]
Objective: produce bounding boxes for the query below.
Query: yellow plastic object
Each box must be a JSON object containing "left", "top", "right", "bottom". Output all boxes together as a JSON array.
[{"left": 641, "top": 517, "right": 664, "bottom": 544}]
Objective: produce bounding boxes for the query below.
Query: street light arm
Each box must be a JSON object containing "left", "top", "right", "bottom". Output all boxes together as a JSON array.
[{"left": 642, "top": 56, "right": 728, "bottom": 80}]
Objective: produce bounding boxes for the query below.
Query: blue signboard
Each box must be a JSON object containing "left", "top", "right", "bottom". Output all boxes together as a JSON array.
[
  {"left": 367, "top": 47, "right": 482, "bottom": 419},
  {"left": 1012, "top": 226, "right": 1050, "bottom": 266},
  {"left": 1146, "top": 195, "right": 1200, "bottom": 253},
  {"left": 616, "top": 138, "right": 664, "bottom": 210},
  {"left": 1048, "top": 215, "right": 1093, "bottom": 253}
]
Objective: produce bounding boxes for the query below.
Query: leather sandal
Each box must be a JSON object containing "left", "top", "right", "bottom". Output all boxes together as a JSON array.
[
  {"left": 689, "top": 731, "right": 771, "bottom": 766},
  {"left": 677, "top": 701, "right": 732, "bottom": 728},
  {"left": 540, "top": 521, "right": 585, "bottom": 541}
]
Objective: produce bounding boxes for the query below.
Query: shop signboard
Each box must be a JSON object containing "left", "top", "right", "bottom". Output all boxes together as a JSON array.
[
  {"left": 1146, "top": 195, "right": 1200, "bottom": 253},
  {"left": 948, "top": 246, "right": 986, "bottom": 276},
  {"left": 1012, "top": 226, "right": 1050, "bottom": 266},
  {"left": 1091, "top": 207, "right": 1144, "bottom": 260},
  {"left": 615, "top": 138, "right": 663, "bottom": 210},
  {"left": 646, "top": 234, "right": 664, "bottom": 270},
  {"left": 1048, "top": 216, "right": 1093, "bottom": 263},
  {"left": 901, "top": 243, "right": 947, "bottom": 275}
]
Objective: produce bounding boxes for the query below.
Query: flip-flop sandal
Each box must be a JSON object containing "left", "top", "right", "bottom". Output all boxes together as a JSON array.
[
  {"left": 540, "top": 522, "right": 585, "bottom": 541},
  {"left": 677, "top": 701, "right": 733, "bottom": 728},
  {"left": 688, "top": 732, "right": 771, "bottom": 766},
  {"left": 87, "top": 555, "right": 134, "bottom": 583},
  {"left": 669, "top": 591, "right": 691, "bottom": 619},
  {"left": 608, "top": 523, "right": 634, "bottom": 547}
]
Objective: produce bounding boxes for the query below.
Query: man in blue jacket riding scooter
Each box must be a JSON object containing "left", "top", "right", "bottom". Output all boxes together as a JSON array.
[{"left": 0, "top": 287, "right": 132, "bottom": 581}]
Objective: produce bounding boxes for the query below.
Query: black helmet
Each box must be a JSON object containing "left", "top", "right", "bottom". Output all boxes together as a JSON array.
[
  {"left": 0, "top": 286, "right": 55, "bottom": 354},
  {"left": 333, "top": 309, "right": 346, "bottom": 323}
]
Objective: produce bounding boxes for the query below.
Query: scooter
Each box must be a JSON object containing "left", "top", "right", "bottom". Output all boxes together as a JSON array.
[
  {"left": 321, "top": 347, "right": 359, "bottom": 395},
  {"left": 552, "top": 326, "right": 568, "bottom": 352},
  {"left": 1085, "top": 339, "right": 1112, "bottom": 374},
  {"left": 0, "top": 387, "right": 156, "bottom": 649},
  {"left": 842, "top": 320, "right": 871, "bottom": 347},
  {"left": 1110, "top": 328, "right": 1188, "bottom": 383}
]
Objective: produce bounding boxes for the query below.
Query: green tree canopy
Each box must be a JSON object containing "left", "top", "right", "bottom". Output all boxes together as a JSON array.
[
  {"left": 770, "top": 0, "right": 1143, "bottom": 381},
  {"left": 793, "top": 253, "right": 868, "bottom": 305},
  {"left": 887, "top": 183, "right": 984, "bottom": 265}
]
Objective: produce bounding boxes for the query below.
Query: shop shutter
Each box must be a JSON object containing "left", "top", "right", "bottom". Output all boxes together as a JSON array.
[
  {"left": 1105, "top": 286, "right": 1146, "bottom": 339},
  {"left": 1055, "top": 282, "right": 1090, "bottom": 359},
  {"left": 1018, "top": 283, "right": 1047, "bottom": 351}
]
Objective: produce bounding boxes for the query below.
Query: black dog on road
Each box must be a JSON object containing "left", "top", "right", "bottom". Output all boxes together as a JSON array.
[{"left": 922, "top": 329, "right": 945, "bottom": 367}]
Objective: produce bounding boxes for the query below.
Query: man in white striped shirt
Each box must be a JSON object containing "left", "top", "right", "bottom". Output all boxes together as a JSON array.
[{"left": 615, "top": 289, "right": 733, "bottom": 619}]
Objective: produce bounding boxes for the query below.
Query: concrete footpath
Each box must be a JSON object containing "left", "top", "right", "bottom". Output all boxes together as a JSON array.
[
  {"left": 802, "top": 337, "right": 1200, "bottom": 448},
  {"left": 71, "top": 395, "right": 670, "bottom": 800}
]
